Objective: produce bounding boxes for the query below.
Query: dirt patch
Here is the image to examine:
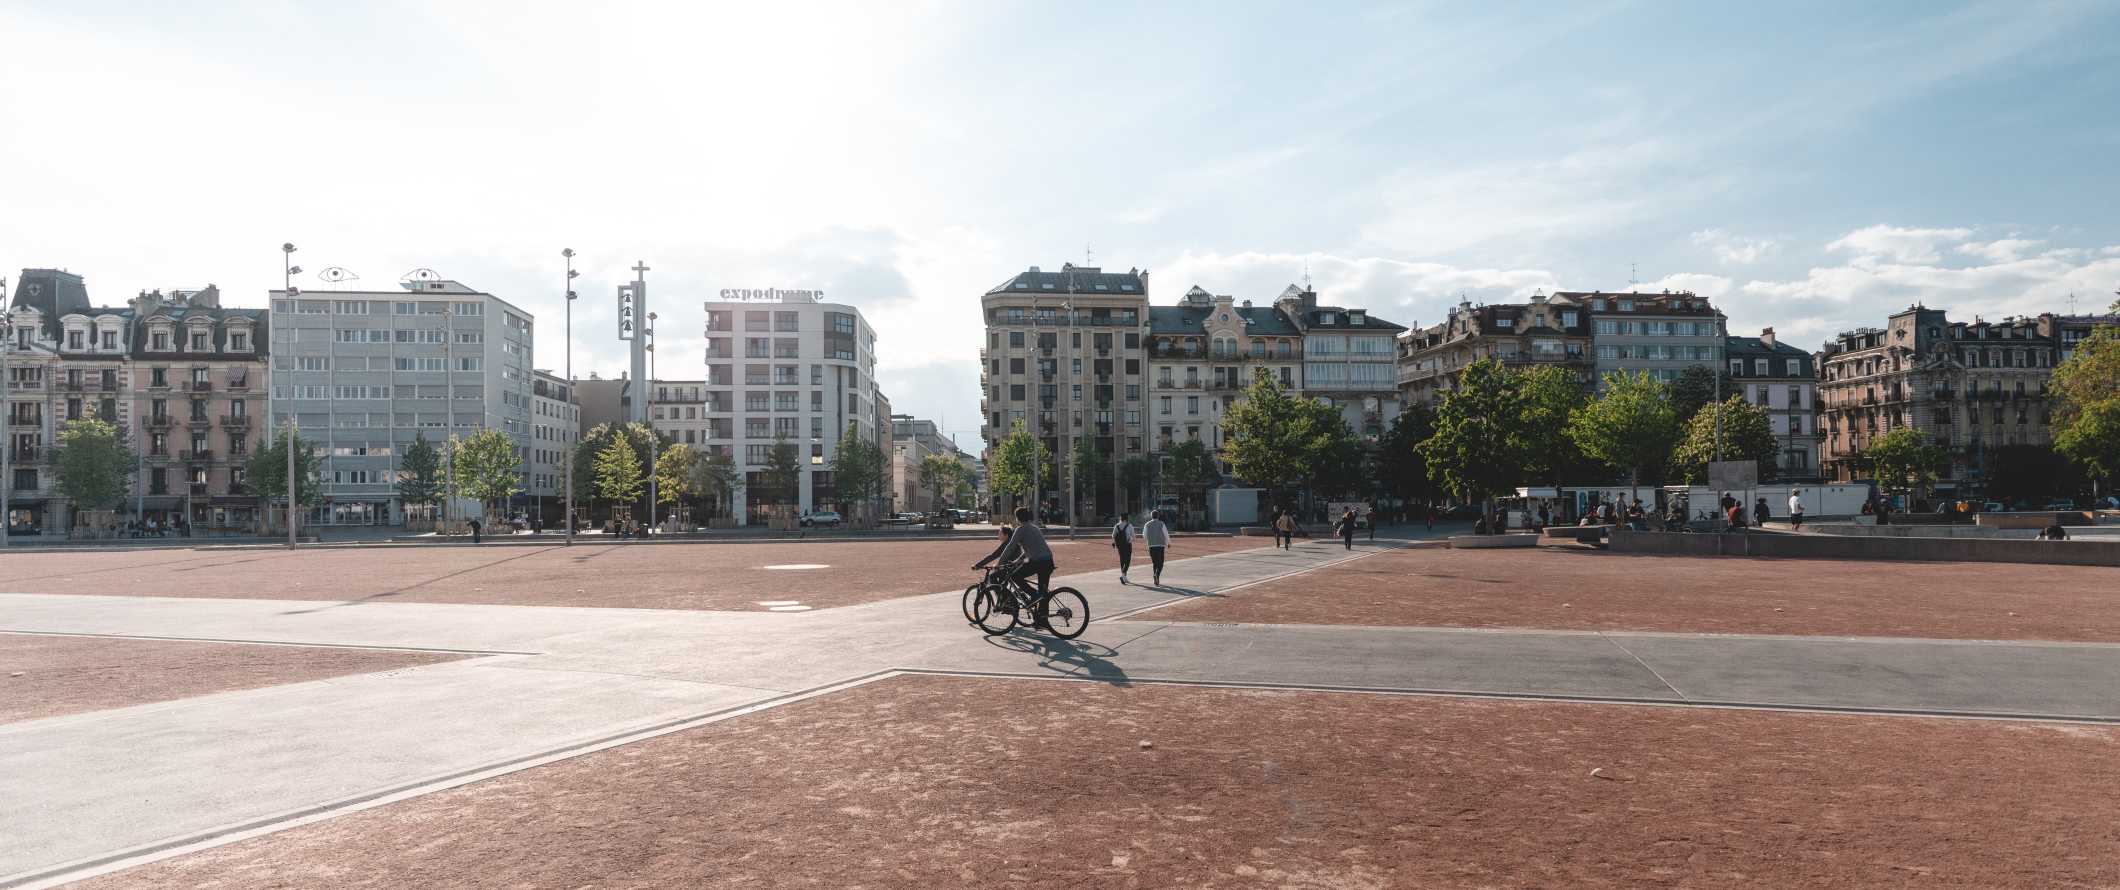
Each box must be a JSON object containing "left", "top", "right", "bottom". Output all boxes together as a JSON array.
[
  {"left": 0, "top": 634, "right": 464, "bottom": 725},
  {"left": 81, "top": 675, "right": 2120, "bottom": 889},
  {"left": 1154, "top": 546, "right": 2120, "bottom": 642},
  {"left": 0, "top": 536, "right": 1270, "bottom": 612}
]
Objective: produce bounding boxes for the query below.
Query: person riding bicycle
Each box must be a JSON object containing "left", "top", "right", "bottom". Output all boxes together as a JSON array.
[{"left": 974, "top": 506, "right": 1055, "bottom": 612}]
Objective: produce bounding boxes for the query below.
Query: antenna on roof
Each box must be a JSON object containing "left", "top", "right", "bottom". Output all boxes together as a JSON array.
[
  {"left": 1085, "top": 242, "right": 1093, "bottom": 267},
  {"left": 1629, "top": 262, "right": 1638, "bottom": 287},
  {"left": 2066, "top": 292, "right": 2079, "bottom": 314},
  {"left": 1302, "top": 262, "right": 1312, "bottom": 291}
]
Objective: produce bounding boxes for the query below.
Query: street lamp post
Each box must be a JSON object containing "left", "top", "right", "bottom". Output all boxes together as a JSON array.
[
  {"left": 1063, "top": 297, "right": 1077, "bottom": 539},
  {"left": 281, "top": 243, "right": 300, "bottom": 549},
  {"left": 1, "top": 317, "right": 12, "bottom": 549},
  {"left": 562, "top": 248, "right": 578, "bottom": 544},
  {"left": 442, "top": 302, "right": 455, "bottom": 531}
]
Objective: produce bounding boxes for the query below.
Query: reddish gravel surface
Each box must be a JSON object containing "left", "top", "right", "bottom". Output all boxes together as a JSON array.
[
  {"left": 82, "top": 675, "right": 2120, "bottom": 889},
  {"left": 0, "top": 535, "right": 1270, "bottom": 611},
  {"left": 0, "top": 634, "right": 463, "bottom": 725},
  {"left": 1154, "top": 545, "right": 2120, "bottom": 642}
]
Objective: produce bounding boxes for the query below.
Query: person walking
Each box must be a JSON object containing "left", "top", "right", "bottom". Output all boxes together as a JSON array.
[
  {"left": 1753, "top": 496, "right": 1771, "bottom": 527},
  {"left": 1336, "top": 508, "right": 1358, "bottom": 550},
  {"left": 1111, "top": 514, "right": 1135, "bottom": 585},
  {"left": 1788, "top": 491, "right": 1805, "bottom": 531},
  {"left": 1143, "top": 510, "right": 1171, "bottom": 586},
  {"left": 469, "top": 516, "right": 483, "bottom": 544},
  {"left": 1367, "top": 503, "right": 1378, "bottom": 540},
  {"left": 1425, "top": 504, "right": 1435, "bottom": 532},
  {"left": 1273, "top": 508, "right": 1296, "bottom": 549}
]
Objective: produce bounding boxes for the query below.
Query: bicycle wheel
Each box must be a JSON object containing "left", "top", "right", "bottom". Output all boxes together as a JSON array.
[
  {"left": 1038, "top": 587, "right": 1091, "bottom": 639},
  {"left": 961, "top": 582, "right": 985, "bottom": 624},
  {"left": 974, "top": 588, "right": 1019, "bottom": 635}
]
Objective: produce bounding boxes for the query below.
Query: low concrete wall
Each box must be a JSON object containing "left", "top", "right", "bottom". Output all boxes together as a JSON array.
[
  {"left": 1809, "top": 523, "right": 2037, "bottom": 540},
  {"left": 1611, "top": 529, "right": 2120, "bottom": 567},
  {"left": 1449, "top": 533, "right": 1541, "bottom": 549}
]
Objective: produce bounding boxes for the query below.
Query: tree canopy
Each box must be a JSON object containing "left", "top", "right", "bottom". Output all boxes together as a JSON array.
[
  {"left": 920, "top": 452, "right": 965, "bottom": 508},
  {"left": 1374, "top": 405, "right": 1439, "bottom": 507},
  {"left": 1160, "top": 438, "right": 1218, "bottom": 508},
  {"left": 1667, "top": 364, "right": 1727, "bottom": 425},
  {"left": 1864, "top": 427, "right": 1944, "bottom": 496},
  {"left": 654, "top": 442, "right": 697, "bottom": 506},
  {"left": 592, "top": 434, "right": 644, "bottom": 506},
  {"left": 1668, "top": 394, "right": 1779, "bottom": 484},
  {"left": 2052, "top": 321, "right": 2120, "bottom": 488},
  {"left": 450, "top": 429, "right": 522, "bottom": 514},
  {"left": 1567, "top": 371, "right": 1679, "bottom": 485},
  {"left": 1417, "top": 358, "right": 1530, "bottom": 503},
  {"left": 246, "top": 427, "right": 325, "bottom": 516},
  {"left": 986, "top": 420, "right": 1048, "bottom": 503},
  {"left": 1517, "top": 364, "right": 1589, "bottom": 484},
  {"left": 52, "top": 418, "right": 134, "bottom": 512},
  {"left": 688, "top": 449, "right": 743, "bottom": 519},
  {"left": 760, "top": 435, "right": 802, "bottom": 507},
  {"left": 828, "top": 423, "right": 887, "bottom": 516},
  {"left": 1220, "top": 371, "right": 1331, "bottom": 501},
  {"left": 396, "top": 433, "right": 443, "bottom": 507}
]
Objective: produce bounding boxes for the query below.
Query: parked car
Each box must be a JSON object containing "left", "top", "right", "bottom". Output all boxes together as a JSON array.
[
  {"left": 800, "top": 511, "right": 843, "bottom": 528},
  {"left": 2042, "top": 500, "right": 2077, "bottom": 510},
  {"left": 1981, "top": 501, "right": 2007, "bottom": 513},
  {"left": 924, "top": 512, "right": 955, "bottom": 529}
]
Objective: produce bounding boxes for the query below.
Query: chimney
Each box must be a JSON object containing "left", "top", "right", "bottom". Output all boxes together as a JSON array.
[{"left": 1760, "top": 327, "right": 1776, "bottom": 348}]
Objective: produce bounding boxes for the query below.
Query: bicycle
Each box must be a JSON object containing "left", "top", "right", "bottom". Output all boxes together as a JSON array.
[
  {"left": 968, "top": 568, "right": 1089, "bottom": 639},
  {"left": 962, "top": 563, "right": 1015, "bottom": 624}
]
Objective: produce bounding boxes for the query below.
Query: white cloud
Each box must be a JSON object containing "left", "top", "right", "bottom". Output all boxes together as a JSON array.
[
  {"left": 1824, "top": 224, "right": 1973, "bottom": 264},
  {"left": 1689, "top": 229, "right": 1778, "bottom": 265},
  {"left": 1643, "top": 273, "right": 1735, "bottom": 299},
  {"left": 1955, "top": 238, "right": 2045, "bottom": 263},
  {"left": 1154, "top": 251, "right": 1561, "bottom": 330}
]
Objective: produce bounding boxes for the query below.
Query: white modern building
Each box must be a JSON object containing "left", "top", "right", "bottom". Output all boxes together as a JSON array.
[
  {"left": 267, "top": 278, "right": 535, "bottom": 526},
  {"left": 697, "top": 292, "right": 881, "bottom": 522},
  {"left": 527, "top": 369, "right": 579, "bottom": 519}
]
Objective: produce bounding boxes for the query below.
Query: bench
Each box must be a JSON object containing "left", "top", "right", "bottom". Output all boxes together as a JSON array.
[{"left": 1541, "top": 525, "right": 1609, "bottom": 544}]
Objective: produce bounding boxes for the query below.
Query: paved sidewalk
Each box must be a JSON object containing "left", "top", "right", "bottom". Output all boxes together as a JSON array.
[{"left": 4, "top": 532, "right": 2118, "bottom": 886}]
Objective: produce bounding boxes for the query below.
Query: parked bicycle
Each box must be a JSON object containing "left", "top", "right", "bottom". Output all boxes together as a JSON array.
[{"left": 965, "top": 566, "right": 1089, "bottom": 639}]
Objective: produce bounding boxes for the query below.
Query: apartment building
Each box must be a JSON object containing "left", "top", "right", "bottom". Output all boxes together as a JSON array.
[
  {"left": 1275, "top": 284, "right": 1405, "bottom": 439},
  {"left": 978, "top": 264, "right": 1150, "bottom": 518},
  {"left": 1396, "top": 292, "right": 1594, "bottom": 406},
  {"left": 527, "top": 369, "right": 579, "bottom": 520},
  {"left": 267, "top": 278, "right": 535, "bottom": 526},
  {"left": 1146, "top": 286, "right": 1302, "bottom": 459},
  {"left": 890, "top": 413, "right": 956, "bottom": 515},
  {"left": 3, "top": 270, "right": 268, "bottom": 534},
  {"left": 1817, "top": 305, "right": 2076, "bottom": 491},
  {"left": 1570, "top": 291, "right": 1725, "bottom": 386},
  {"left": 1725, "top": 327, "right": 1821, "bottom": 480},
  {"left": 699, "top": 294, "right": 880, "bottom": 521}
]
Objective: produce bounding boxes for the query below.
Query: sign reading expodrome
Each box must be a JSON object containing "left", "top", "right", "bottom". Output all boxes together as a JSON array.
[{"left": 718, "top": 288, "right": 824, "bottom": 303}]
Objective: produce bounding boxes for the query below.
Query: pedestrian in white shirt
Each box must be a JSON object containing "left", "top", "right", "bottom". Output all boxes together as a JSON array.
[
  {"left": 1788, "top": 492, "right": 1805, "bottom": 531},
  {"left": 1143, "top": 511, "right": 1172, "bottom": 586}
]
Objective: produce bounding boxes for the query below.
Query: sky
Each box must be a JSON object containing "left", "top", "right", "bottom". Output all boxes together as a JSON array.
[{"left": 4, "top": 0, "right": 2118, "bottom": 447}]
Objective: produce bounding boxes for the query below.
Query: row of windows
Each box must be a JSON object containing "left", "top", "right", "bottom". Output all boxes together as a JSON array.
[
  {"left": 1593, "top": 320, "right": 1718, "bottom": 336},
  {"left": 283, "top": 300, "right": 484, "bottom": 317},
  {"left": 1598, "top": 345, "right": 1718, "bottom": 361}
]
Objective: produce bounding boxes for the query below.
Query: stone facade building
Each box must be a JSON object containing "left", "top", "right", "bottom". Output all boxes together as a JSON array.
[
  {"left": 1576, "top": 291, "right": 1725, "bottom": 386},
  {"left": 1396, "top": 292, "right": 1594, "bottom": 406},
  {"left": 1725, "top": 327, "right": 1821, "bottom": 481},
  {"left": 1146, "top": 286, "right": 1303, "bottom": 459},
  {"left": 1278, "top": 285, "right": 1405, "bottom": 440}
]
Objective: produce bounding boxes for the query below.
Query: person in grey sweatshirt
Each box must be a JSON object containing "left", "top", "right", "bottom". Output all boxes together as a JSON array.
[
  {"left": 1142, "top": 510, "right": 1171, "bottom": 586},
  {"left": 974, "top": 506, "right": 1056, "bottom": 603}
]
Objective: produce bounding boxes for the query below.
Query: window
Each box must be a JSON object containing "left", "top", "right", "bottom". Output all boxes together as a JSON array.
[
  {"left": 452, "top": 302, "right": 482, "bottom": 316},
  {"left": 1009, "top": 331, "right": 1025, "bottom": 347},
  {"left": 1729, "top": 359, "right": 1744, "bottom": 375},
  {"left": 1784, "top": 358, "right": 1801, "bottom": 376},
  {"left": 101, "top": 330, "right": 117, "bottom": 350},
  {"left": 775, "top": 311, "right": 801, "bottom": 332},
  {"left": 1187, "top": 396, "right": 1199, "bottom": 415},
  {"left": 457, "top": 357, "right": 481, "bottom": 371}
]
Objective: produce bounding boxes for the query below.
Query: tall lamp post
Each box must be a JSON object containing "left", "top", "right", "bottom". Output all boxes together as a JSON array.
[
  {"left": 562, "top": 248, "right": 578, "bottom": 544},
  {"left": 645, "top": 311, "right": 658, "bottom": 533},
  {"left": 281, "top": 243, "right": 301, "bottom": 549},
  {"left": 442, "top": 301, "right": 455, "bottom": 530}
]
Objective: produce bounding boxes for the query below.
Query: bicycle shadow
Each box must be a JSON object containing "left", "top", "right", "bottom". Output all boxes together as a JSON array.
[{"left": 983, "top": 632, "right": 1133, "bottom": 686}]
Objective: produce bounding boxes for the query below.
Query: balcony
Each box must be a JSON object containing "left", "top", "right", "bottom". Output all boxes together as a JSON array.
[
  {"left": 182, "top": 449, "right": 215, "bottom": 462},
  {"left": 189, "top": 482, "right": 210, "bottom": 497},
  {"left": 147, "top": 378, "right": 172, "bottom": 391},
  {"left": 8, "top": 447, "right": 36, "bottom": 462},
  {"left": 226, "top": 378, "right": 250, "bottom": 391},
  {"left": 146, "top": 415, "right": 174, "bottom": 430},
  {"left": 190, "top": 380, "right": 214, "bottom": 392},
  {"left": 59, "top": 380, "right": 84, "bottom": 392},
  {"left": 186, "top": 415, "right": 213, "bottom": 429},
  {"left": 220, "top": 414, "right": 252, "bottom": 430}
]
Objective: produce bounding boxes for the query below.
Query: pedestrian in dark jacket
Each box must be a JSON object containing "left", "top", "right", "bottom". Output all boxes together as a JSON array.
[{"left": 1336, "top": 509, "right": 1358, "bottom": 550}]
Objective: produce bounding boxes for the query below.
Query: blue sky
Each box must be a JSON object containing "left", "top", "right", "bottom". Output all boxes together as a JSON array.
[{"left": 3, "top": 0, "right": 2116, "bottom": 443}]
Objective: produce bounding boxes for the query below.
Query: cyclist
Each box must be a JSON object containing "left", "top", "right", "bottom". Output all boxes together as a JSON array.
[{"left": 974, "top": 506, "right": 1055, "bottom": 613}]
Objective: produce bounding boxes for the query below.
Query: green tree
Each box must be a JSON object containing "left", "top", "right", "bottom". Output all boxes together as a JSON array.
[
  {"left": 1220, "top": 371, "right": 1317, "bottom": 501},
  {"left": 920, "top": 452, "right": 965, "bottom": 509},
  {"left": 1418, "top": 358, "right": 1530, "bottom": 507},
  {"left": 2052, "top": 321, "right": 2120, "bottom": 494},
  {"left": 654, "top": 442, "right": 698, "bottom": 507},
  {"left": 449, "top": 429, "right": 522, "bottom": 520},
  {"left": 1160, "top": 438, "right": 1218, "bottom": 511},
  {"left": 1864, "top": 426, "right": 1945, "bottom": 497},
  {"left": 1517, "top": 364, "right": 1590, "bottom": 485},
  {"left": 247, "top": 427, "right": 324, "bottom": 532},
  {"left": 1984, "top": 443, "right": 2075, "bottom": 507},
  {"left": 986, "top": 420, "right": 1048, "bottom": 509},
  {"left": 688, "top": 449, "right": 744, "bottom": 520},
  {"left": 1375, "top": 405, "right": 1439, "bottom": 509},
  {"left": 1668, "top": 395, "right": 1779, "bottom": 484},
  {"left": 828, "top": 423, "right": 886, "bottom": 520},
  {"left": 2056, "top": 399, "right": 2120, "bottom": 492},
  {"left": 760, "top": 435, "right": 802, "bottom": 507},
  {"left": 1117, "top": 455, "right": 1153, "bottom": 514},
  {"left": 1668, "top": 364, "right": 1728, "bottom": 425},
  {"left": 396, "top": 433, "right": 443, "bottom": 510},
  {"left": 592, "top": 434, "right": 644, "bottom": 508},
  {"left": 1567, "top": 371, "right": 1679, "bottom": 486},
  {"left": 52, "top": 418, "right": 134, "bottom": 513},
  {"left": 1067, "top": 442, "right": 1113, "bottom": 503}
]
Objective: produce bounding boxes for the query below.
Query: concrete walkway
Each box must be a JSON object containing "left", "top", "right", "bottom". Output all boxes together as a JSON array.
[{"left": 4, "top": 534, "right": 2118, "bottom": 887}]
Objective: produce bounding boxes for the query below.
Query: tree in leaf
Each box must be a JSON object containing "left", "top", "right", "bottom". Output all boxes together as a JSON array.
[
  {"left": 986, "top": 420, "right": 1048, "bottom": 510},
  {"left": 919, "top": 452, "right": 965, "bottom": 509},
  {"left": 449, "top": 429, "right": 522, "bottom": 521},
  {"left": 1159, "top": 438, "right": 1218, "bottom": 512},
  {"left": 1567, "top": 371, "right": 1679, "bottom": 487},
  {"left": 1983, "top": 443, "right": 2076, "bottom": 507},
  {"left": 1067, "top": 442, "right": 1113, "bottom": 504},
  {"left": 53, "top": 418, "right": 135, "bottom": 516},
  {"left": 1417, "top": 358, "right": 1530, "bottom": 508},
  {"left": 1667, "top": 364, "right": 1728, "bottom": 425},
  {"left": 760, "top": 435, "right": 803, "bottom": 508},
  {"left": 688, "top": 449, "right": 744, "bottom": 519},
  {"left": 1864, "top": 426, "right": 1945, "bottom": 497},
  {"left": 1220, "top": 370, "right": 1327, "bottom": 503},
  {"left": 654, "top": 442, "right": 697, "bottom": 508},
  {"left": 571, "top": 422, "right": 657, "bottom": 509},
  {"left": 592, "top": 434, "right": 644, "bottom": 509},
  {"left": 1117, "top": 455, "right": 1153, "bottom": 515},
  {"left": 2052, "top": 321, "right": 2120, "bottom": 495},
  {"left": 828, "top": 423, "right": 886, "bottom": 520},
  {"left": 1668, "top": 394, "right": 1779, "bottom": 484},
  {"left": 1375, "top": 406, "right": 1439, "bottom": 510},
  {"left": 1517, "top": 364, "right": 1590, "bottom": 485},
  {"left": 246, "top": 427, "right": 324, "bottom": 532},
  {"left": 397, "top": 433, "right": 443, "bottom": 511},
  {"left": 2056, "top": 399, "right": 2120, "bottom": 493}
]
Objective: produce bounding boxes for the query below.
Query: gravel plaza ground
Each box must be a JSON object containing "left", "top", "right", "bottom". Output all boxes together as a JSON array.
[
  {"left": 1150, "top": 543, "right": 2120, "bottom": 642},
  {"left": 0, "top": 534, "right": 1272, "bottom": 612},
  {"left": 72, "top": 674, "right": 2120, "bottom": 890},
  {"left": 6, "top": 530, "right": 2120, "bottom": 888}
]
